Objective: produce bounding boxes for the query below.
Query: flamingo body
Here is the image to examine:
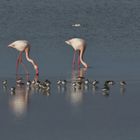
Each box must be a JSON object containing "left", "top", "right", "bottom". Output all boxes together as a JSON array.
[
  {"left": 65, "top": 38, "right": 85, "bottom": 51},
  {"left": 8, "top": 40, "right": 39, "bottom": 75},
  {"left": 65, "top": 38, "right": 88, "bottom": 68},
  {"left": 8, "top": 40, "right": 29, "bottom": 51}
]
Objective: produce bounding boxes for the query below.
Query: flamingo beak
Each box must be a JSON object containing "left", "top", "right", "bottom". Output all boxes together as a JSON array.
[{"left": 65, "top": 41, "right": 70, "bottom": 45}]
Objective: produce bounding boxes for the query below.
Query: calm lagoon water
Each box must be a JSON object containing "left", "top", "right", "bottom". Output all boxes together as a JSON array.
[{"left": 0, "top": 0, "right": 140, "bottom": 140}]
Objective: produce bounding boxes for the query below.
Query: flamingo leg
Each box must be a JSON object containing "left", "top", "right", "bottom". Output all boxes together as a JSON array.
[
  {"left": 16, "top": 52, "right": 29, "bottom": 75},
  {"left": 72, "top": 50, "right": 76, "bottom": 68},
  {"left": 78, "top": 51, "right": 81, "bottom": 65},
  {"left": 16, "top": 52, "right": 22, "bottom": 74},
  {"left": 78, "top": 51, "right": 81, "bottom": 69}
]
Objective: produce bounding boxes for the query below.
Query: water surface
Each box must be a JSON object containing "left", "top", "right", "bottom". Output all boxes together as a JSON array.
[{"left": 0, "top": 0, "right": 140, "bottom": 140}]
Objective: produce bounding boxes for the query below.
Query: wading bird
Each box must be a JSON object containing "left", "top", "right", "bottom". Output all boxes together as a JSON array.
[
  {"left": 65, "top": 38, "right": 88, "bottom": 68},
  {"left": 8, "top": 40, "right": 39, "bottom": 75}
]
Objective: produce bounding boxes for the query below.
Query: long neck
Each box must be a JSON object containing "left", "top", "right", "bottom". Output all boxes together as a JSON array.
[
  {"left": 79, "top": 49, "right": 88, "bottom": 68},
  {"left": 25, "top": 48, "right": 39, "bottom": 74}
]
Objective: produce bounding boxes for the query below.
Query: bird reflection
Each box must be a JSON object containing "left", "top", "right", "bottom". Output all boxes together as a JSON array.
[
  {"left": 9, "top": 84, "right": 31, "bottom": 118},
  {"left": 120, "top": 87, "right": 126, "bottom": 96},
  {"left": 120, "top": 81, "right": 126, "bottom": 96},
  {"left": 9, "top": 74, "right": 38, "bottom": 118},
  {"left": 66, "top": 68, "right": 87, "bottom": 106}
]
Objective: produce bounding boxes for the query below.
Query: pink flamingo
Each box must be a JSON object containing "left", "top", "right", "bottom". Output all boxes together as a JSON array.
[
  {"left": 8, "top": 40, "right": 39, "bottom": 75},
  {"left": 65, "top": 38, "right": 88, "bottom": 68}
]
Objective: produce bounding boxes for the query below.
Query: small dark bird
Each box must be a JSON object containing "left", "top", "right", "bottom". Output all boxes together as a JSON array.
[
  {"left": 61, "top": 80, "right": 67, "bottom": 85},
  {"left": 35, "top": 80, "right": 41, "bottom": 87},
  {"left": 57, "top": 80, "right": 62, "bottom": 85},
  {"left": 11, "top": 87, "right": 15, "bottom": 91},
  {"left": 92, "top": 80, "right": 99, "bottom": 86},
  {"left": 84, "top": 79, "right": 90, "bottom": 85},
  {"left": 104, "top": 80, "right": 115, "bottom": 86},
  {"left": 107, "top": 80, "right": 115, "bottom": 85},
  {"left": 120, "top": 81, "right": 126, "bottom": 86},
  {"left": 2, "top": 80, "right": 7, "bottom": 86},
  {"left": 44, "top": 80, "right": 51, "bottom": 86},
  {"left": 26, "top": 80, "right": 31, "bottom": 86},
  {"left": 102, "top": 81, "right": 110, "bottom": 92},
  {"left": 72, "top": 82, "right": 77, "bottom": 87}
]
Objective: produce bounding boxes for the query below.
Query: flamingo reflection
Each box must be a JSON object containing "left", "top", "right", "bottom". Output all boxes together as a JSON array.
[
  {"left": 9, "top": 84, "right": 31, "bottom": 118},
  {"left": 66, "top": 68, "right": 87, "bottom": 106},
  {"left": 9, "top": 74, "right": 39, "bottom": 118}
]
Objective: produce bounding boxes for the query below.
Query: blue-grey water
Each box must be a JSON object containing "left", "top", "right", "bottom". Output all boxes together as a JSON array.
[{"left": 0, "top": 0, "right": 140, "bottom": 139}]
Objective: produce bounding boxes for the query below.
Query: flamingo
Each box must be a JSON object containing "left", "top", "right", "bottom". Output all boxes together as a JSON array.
[
  {"left": 8, "top": 40, "right": 39, "bottom": 75},
  {"left": 65, "top": 38, "right": 88, "bottom": 68}
]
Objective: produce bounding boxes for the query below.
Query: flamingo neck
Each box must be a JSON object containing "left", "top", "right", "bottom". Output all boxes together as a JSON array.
[
  {"left": 79, "top": 50, "right": 88, "bottom": 68},
  {"left": 25, "top": 48, "right": 39, "bottom": 75}
]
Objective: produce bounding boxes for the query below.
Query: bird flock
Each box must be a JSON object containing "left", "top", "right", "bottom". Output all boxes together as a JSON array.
[
  {"left": 6, "top": 38, "right": 127, "bottom": 96},
  {"left": 2, "top": 77, "right": 126, "bottom": 97}
]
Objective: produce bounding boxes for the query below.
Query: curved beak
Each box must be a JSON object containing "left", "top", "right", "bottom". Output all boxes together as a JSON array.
[{"left": 65, "top": 41, "right": 70, "bottom": 45}]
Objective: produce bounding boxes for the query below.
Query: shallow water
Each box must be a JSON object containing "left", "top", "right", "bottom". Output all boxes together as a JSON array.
[
  {"left": 0, "top": 69, "right": 140, "bottom": 140},
  {"left": 0, "top": 72, "right": 140, "bottom": 140},
  {"left": 0, "top": 0, "right": 140, "bottom": 140}
]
